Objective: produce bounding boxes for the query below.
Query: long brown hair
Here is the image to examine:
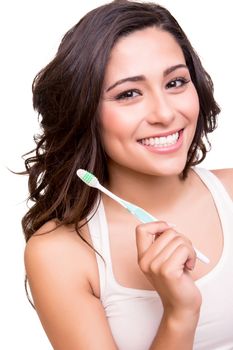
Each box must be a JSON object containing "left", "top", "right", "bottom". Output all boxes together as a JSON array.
[{"left": 22, "top": 0, "right": 220, "bottom": 242}]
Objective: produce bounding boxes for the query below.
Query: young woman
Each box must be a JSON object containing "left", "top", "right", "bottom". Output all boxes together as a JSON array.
[{"left": 23, "top": 1, "right": 233, "bottom": 349}]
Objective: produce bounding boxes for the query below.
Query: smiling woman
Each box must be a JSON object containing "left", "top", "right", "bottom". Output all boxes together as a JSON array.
[
  {"left": 100, "top": 28, "right": 200, "bottom": 176},
  {"left": 20, "top": 1, "right": 233, "bottom": 350}
]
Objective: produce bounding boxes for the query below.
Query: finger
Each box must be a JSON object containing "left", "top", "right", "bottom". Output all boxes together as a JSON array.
[
  {"left": 148, "top": 228, "right": 179, "bottom": 256},
  {"left": 150, "top": 231, "right": 193, "bottom": 260},
  {"left": 137, "top": 228, "right": 178, "bottom": 270},
  {"left": 168, "top": 244, "right": 196, "bottom": 275},
  {"left": 151, "top": 242, "right": 196, "bottom": 276},
  {"left": 185, "top": 247, "right": 197, "bottom": 271},
  {"left": 135, "top": 221, "right": 172, "bottom": 260}
]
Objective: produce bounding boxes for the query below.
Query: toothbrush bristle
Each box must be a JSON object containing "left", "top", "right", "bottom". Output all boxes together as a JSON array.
[
  {"left": 76, "top": 169, "right": 99, "bottom": 188},
  {"left": 83, "top": 171, "right": 93, "bottom": 184}
]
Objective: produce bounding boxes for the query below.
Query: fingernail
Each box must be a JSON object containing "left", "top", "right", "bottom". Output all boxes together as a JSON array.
[
  {"left": 186, "top": 262, "right": 194, "bottom": 271},
  {"left": 167, "top": 222, "right": 176, "bottom": 228}
]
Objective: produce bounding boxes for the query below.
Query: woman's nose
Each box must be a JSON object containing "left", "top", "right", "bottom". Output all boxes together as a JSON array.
[{"left": 146, "top": 91, "right": 175, "bottom": 125}]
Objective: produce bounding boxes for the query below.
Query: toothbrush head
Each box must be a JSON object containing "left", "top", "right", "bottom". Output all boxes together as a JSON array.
[{"left": 76, "top": 169, "right": 100, "bottom": 188}]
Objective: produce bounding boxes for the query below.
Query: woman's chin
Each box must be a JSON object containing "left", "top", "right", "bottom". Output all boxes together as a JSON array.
[{"left": 145, "top": 158, "right": 187, "bottom": 177}]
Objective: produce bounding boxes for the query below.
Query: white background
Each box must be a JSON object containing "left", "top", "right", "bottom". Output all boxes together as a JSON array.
[{"left": 1, "top": 1, "right": 232, "bottom": 349}]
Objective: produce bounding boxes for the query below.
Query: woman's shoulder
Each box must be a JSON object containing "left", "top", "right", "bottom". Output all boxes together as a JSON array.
[
  {"left": 24, "top": 220, "right": 99, "bottom": 295},
  {"left": 25, "top": 220, "right": 92, "bottom": 261},
  {"left": 211, "top": 168, "right": 233, "bottom": 200}
]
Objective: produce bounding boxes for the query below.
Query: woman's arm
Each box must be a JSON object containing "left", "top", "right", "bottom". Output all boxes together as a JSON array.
[
  {"left": 149, "top": 310, "right": 199, "bottom": 350},
  {"left": 136, "top": 221, "right": 202, "bottom": 350},
  {"left": 24, "top": 223, "right": 118, "bottom": 350},
  {"left": 25, "top": 220, "right": 201, "bottom": 350}
]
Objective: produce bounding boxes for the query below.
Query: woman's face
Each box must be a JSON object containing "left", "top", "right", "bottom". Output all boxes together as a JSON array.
[{"left": 99, "top": 27, "right": 200, "bottom": 177}]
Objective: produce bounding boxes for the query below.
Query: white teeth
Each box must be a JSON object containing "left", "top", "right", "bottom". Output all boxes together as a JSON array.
[
  {"left": 149, "top": 137, "right": 154, "bottom": 146},
  {"left": 141, "top": 131, "right": 179, "bottom": 147}
]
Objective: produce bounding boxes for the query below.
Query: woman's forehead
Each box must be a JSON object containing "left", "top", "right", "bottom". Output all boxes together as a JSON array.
[{"left": 105, "top": 27, "right": 185, "bottom": 82}]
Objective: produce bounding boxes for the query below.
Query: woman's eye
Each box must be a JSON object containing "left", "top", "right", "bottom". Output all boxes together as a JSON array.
[
  {"left": 166, "top": 78, "right": 190, "bottom": 89},
  {"left": 115, "top": 89, "right": 141, "bottom": 100}
]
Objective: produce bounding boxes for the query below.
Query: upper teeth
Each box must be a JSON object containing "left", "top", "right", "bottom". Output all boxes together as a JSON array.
[{"left": 140, "top": 131, "right": 179, "bottom": 147}]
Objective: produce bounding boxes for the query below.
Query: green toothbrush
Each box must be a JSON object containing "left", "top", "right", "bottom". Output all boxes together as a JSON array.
[{"left": 76, "top": 169, "right": 209, "bottom": 264}]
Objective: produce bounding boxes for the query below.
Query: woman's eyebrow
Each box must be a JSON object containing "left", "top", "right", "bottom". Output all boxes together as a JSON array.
[
  {"left": 163, "top": 64, "right": 188, "bottom": 77},
  {"left": 105, "top": 75, "right": 145, "bottom": 92},
  {"left": 105, "top": 64, "right": 188, "bottom": 92}
]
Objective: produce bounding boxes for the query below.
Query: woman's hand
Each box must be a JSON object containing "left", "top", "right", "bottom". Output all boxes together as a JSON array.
[{"left": 135, "top": 221, "right": 202, "bottom": 318}]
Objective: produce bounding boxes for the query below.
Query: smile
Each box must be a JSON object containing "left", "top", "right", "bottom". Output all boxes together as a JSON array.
[
  {"left": 140, "top": 131, "right": 179, "bottom": 147},
  {"left": 138, "top": 129, "right": 184, "bottom": 154}
]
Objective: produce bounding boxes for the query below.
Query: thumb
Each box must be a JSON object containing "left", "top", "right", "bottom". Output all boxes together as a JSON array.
[{"left": 135, "top": 221, "right": 172, "bottom": 260}]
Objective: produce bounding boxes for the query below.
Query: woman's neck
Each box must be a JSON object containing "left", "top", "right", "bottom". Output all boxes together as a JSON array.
[{"left": 105, "top": 165, "right": 192, "bottom": 216}]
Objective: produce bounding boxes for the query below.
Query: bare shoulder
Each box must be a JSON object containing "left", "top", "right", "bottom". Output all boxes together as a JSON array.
[
  {"left": 24, "top": 222, "right": 117, "bottom": 349},
  {"left": 211, "top": 168, "right": 233, "bottom": 200},
  {"left": 25, "top": 220, "right": 92, "bottom": 259},
  {"left": 25, "top": 220, "right": 99, "bottom": 297}
]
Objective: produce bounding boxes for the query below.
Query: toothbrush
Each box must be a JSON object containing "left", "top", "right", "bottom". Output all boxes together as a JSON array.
[{"left": 76, "top": 169, "right": 210, "bottom": 264}]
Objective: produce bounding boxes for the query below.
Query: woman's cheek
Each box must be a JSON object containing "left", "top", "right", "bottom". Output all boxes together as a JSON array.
[{"left": 184, "top": 86, "right": 200, "bottom": 120}]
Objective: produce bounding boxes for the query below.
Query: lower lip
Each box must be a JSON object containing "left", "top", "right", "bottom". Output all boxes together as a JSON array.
[{"left": 139, "top": 129, "right": 184, "bottom": 155}]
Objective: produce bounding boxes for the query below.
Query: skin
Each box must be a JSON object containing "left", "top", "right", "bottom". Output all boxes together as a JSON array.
[
  {"left": 100, "top": 28, "right": 199, "bottom": 179},
  {"left": 25, "top": 27, "right": 233, "bottom": 350}
]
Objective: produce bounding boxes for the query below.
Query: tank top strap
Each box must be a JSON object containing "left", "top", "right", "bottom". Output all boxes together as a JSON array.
[
  {"left": 193, "top": 167, "right": 233, "bottom": 209},
  {"left": 87, "top": 198, "right": 113, "bottom": 299}
]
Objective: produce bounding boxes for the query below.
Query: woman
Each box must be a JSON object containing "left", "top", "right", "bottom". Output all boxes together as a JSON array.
[{"left": 23, "top": 1, "right": 233, "bottom": 349}]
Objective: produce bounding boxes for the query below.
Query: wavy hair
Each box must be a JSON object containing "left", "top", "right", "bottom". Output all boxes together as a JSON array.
[{"left": 21, "top": 0, "right": 220, "bottom": 242}]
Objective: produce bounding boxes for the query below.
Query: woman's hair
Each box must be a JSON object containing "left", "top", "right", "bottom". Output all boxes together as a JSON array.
[{"left": 22, "top": 0, "right": 220, "bottom": 242}]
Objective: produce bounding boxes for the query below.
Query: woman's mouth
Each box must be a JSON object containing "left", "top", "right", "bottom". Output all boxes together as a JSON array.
[{"left": 138, "top": 129, "right": 184, "bottom": 154}]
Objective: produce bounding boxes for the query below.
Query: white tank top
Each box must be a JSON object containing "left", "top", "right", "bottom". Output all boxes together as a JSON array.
[{"left": 87, "top": 168, "right": 233, "bottom": 350}]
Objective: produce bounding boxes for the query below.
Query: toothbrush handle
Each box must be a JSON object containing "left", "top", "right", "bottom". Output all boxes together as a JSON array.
[
  {"left": 194, "top": 248, "right": 210, "bottom": 264},
  {"left": 127, "top": 205, "right": 159, "bottom": 223},
  {"left": 97, "top": 183, "right": 210, "bottom": 265},
  {"left": 126, "top": 202, "right": 210, "bottom": 264}
]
